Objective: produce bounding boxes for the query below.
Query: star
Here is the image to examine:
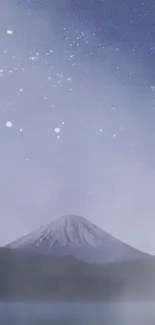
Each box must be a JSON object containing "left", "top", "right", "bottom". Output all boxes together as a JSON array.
[
  {"left": 5, "top": 121, "right": 13, "bottom": 128},
  {"left": 54, "top": 128, "right": 61, "bottom": 134},
  {"left": 6, "top": 29, "right": 13, "bottom": 35}
]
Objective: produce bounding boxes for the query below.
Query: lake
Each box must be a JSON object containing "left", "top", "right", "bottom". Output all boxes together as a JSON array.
[{"left": 0, "top": 301, "right": 155, "bottom": 324}]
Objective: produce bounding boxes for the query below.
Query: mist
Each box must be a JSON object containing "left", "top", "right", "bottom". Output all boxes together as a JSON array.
[{"left": 0, "top": 301, "right": 155, "bottom": 325}]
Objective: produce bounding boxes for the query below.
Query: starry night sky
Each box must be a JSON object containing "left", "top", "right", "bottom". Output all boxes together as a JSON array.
[{"left": 0, "top": 0, "right": 155, "bottom": 253}]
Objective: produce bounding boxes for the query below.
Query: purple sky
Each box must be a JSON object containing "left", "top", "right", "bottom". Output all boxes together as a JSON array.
[{"left": 0, "top": 0, "right": 155, "bottom": 254}]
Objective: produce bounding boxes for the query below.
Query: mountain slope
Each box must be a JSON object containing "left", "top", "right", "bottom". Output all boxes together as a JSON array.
[
  {"left": 0, "top": 247, "right": 155, "bottom": 301},
  {"left": 6, "top": 215, "right": 149, "bottom": 263}
]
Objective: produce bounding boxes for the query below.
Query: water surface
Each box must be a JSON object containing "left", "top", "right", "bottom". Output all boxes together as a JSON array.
[{"left": 0, "top": 301, "right": 155, "bottom": 325}]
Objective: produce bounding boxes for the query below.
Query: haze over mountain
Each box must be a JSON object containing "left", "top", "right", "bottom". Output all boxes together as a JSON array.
[
  {"left": 6, "top": 215, "right": 149, "bottom": 263},
  {"left": 0, "top": 245, "right": 155, "bottom": 301}
]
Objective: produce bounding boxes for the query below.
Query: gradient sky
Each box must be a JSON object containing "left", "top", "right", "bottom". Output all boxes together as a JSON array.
[{"left": 0, "top": 0, "right": 155, "bottom": 253}]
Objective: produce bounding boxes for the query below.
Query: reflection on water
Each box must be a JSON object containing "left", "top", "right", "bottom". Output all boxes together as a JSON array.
[{"left": 0, "top": 302, "right": 155, "bottom": 325}]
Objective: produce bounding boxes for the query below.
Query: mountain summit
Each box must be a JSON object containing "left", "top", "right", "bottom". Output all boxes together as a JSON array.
[{"left": 6, "top": 215, "right": 148, "bottom": 263}]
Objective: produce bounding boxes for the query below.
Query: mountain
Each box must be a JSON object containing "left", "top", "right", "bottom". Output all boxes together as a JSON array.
[
  {"left": 0, "top": 247, "right": 155, "bottom": 301},
  {"left": 6, "top": 215, "right": 149, "bottom": 263}
]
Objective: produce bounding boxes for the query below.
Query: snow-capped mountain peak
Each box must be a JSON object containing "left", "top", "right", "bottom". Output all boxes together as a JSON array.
[{"left": 6, "top": 215, "right": 147, "bottom": 263}]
